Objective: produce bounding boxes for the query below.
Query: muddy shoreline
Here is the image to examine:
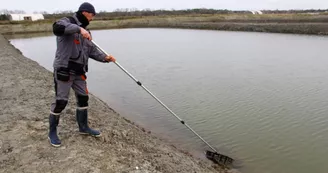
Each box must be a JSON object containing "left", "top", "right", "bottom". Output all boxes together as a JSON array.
[{"left": 0, "top": 34, "right": 239, "bottom": 172}]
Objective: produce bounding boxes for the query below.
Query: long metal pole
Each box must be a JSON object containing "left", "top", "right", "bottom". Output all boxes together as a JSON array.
[{"left": 92, "top": 40, "right": 218, "bottom": 153}]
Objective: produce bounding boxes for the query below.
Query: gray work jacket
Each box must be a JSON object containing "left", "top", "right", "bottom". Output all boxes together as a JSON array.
[{"left": 52, "top": 13, "right": 107, "bottom": 74}]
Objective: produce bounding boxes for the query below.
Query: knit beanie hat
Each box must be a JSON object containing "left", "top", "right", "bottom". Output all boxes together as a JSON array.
[{"left": 78, "top": 2, "right": 96, "bottom": 15}]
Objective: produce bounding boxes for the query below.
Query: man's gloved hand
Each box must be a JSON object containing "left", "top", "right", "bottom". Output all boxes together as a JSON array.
[{"left": 105, "top": 55, "right": 116, "bottom": 62}]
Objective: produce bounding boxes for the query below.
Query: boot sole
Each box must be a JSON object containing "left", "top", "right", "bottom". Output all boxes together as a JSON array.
[
  {"left": 79, "top": 132, "right": 102, "bottom": 138},
  {"left": 48, "top": 137, "right": 61, "bottom": 147}
]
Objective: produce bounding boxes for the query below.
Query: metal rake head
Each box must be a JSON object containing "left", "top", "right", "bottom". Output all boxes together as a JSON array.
[{"left": 205, "top": 150, "right": 234, "bottom": 166}]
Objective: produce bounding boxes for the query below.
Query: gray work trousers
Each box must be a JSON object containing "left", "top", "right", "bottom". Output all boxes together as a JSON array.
[{"left": 50, "top": 70, "right": 88, "bottom": 115}]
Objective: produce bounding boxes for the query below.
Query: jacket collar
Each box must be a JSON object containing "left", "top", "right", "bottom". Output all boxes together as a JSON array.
[
  {"left": 72, "top": 13, "right": 82, "bottom": 26},
  {"left": 73, "top": 12, "right": 89, "bottom": 28}
]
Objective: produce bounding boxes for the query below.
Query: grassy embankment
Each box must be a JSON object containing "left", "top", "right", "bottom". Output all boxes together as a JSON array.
[{"left": 1, "top": 13, "right": 328, "bottom": 35}]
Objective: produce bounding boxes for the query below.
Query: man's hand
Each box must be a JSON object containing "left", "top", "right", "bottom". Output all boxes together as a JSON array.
[
  {"left": 105, "top": 55, "right": 116, "bottom": 62},
  {"left": 80, "top": 28, "right": 92, "bottom": 40}
]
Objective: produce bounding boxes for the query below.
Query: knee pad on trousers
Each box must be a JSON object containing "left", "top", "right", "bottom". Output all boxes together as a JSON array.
[
  {"left": 77, "top": 95, "right": 89, "bottom": 107},
  {"left": 53, "top": 100, "right": 68, "bottom": 113}
]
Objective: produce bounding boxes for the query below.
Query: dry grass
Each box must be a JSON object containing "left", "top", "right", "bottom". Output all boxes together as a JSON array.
[{"left": 1, "top": 13, "right": 328, "bottom": 35}]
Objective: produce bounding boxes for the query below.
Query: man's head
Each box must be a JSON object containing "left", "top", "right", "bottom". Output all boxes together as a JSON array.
[{"left": 78, "top": 2, "right": 96, "bottom": 21}]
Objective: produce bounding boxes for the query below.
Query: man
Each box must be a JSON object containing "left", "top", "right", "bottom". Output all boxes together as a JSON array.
[{"left": 49, "top": 2, "right": 116, "bottom": 147}]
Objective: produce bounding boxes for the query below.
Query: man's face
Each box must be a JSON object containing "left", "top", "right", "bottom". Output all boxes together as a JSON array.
[{"left": 82, "top": 11, "right": 95, "bottom": 22}]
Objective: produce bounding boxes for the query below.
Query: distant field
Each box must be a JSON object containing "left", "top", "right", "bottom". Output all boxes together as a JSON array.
[{"left": 1, "top": 13, "right": 328, "bottom": 35}]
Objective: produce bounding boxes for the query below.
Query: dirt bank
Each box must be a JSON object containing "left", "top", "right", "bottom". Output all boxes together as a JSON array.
[{"left": 0, "top": 34, "right": 237, "bottom": 173}]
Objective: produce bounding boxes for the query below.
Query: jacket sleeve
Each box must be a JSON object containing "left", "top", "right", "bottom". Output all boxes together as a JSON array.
[
  {"left": 53, "top": 17, "right": 80, "bottom": 36},
  {"left": 89, "top": 43, "right": 108, "bottom": 63}
]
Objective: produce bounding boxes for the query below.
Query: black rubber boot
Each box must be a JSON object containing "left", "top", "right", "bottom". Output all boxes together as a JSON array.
[
  {"left": 48, "top": 114, "right": 61, "bottom": 147},
  {"left": 76, "top": 109, "right": 101, "bottom": 137}
]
